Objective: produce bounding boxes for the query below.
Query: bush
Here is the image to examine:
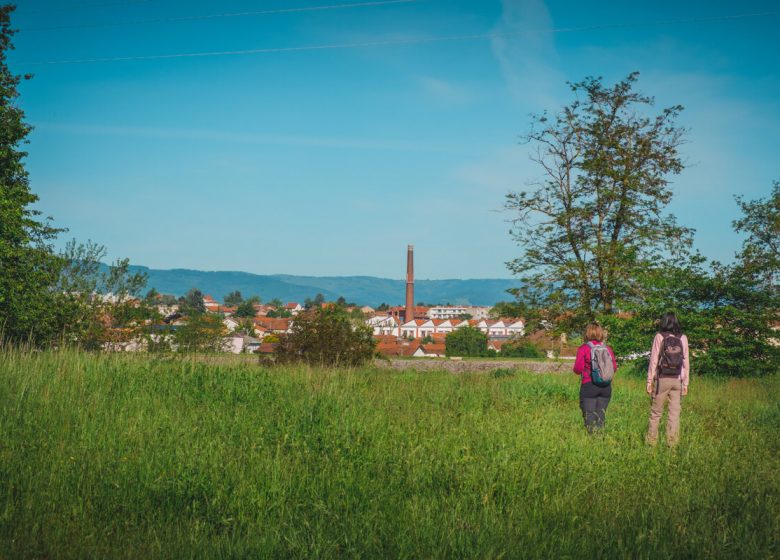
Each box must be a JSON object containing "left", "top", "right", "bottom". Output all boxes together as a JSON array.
[
  {"left": 445, "top": 326, "right": 488, "bottom": 357},
  {"left": 274, "top": 306, "right": 375, "bottom": 367},
  {"left": 500, "top": 340, "right": 545, "bottom": 358}
]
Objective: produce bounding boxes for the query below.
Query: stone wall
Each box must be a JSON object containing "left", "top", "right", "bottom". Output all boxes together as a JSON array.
[{"left": 377, "top": 358, "right": 574, "bottom": 374}]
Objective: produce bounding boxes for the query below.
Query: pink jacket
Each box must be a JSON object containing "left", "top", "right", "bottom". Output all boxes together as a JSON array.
[
  {"left": 573, "top": 341, "right": 617, "bottom": 385},
  {"left": 647, "top": 333, "right": 690, "bottom": 388}
]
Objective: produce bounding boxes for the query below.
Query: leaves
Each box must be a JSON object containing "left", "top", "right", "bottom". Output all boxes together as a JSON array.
[{"left": 506, "top": 72, "right": 688, "bottom": 317}]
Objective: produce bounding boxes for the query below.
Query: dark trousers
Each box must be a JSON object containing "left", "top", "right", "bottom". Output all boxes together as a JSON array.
[{"left": 579, "top": 382, "right": 612, "bottom": 432}]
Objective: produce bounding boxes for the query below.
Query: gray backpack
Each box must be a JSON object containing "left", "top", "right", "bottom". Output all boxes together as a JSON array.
[{"left": 587, "top": 342, "right": 615, "bottom": 387}]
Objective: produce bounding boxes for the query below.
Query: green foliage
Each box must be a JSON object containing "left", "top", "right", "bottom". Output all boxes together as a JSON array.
[
  {"left": 445, "top": 326, "right": 488, "bottom": 357},
  {"left": 168, "top": 314, "right": 226, "bottom": 353},
  {"left": 598, "top": 257, "right": 779, "bottom": 377},
  {"left": 275, "top": 306, "right": 375, "bottom": 367},
  {"left": 178, "top": 288, "right": 205, "bottom": 316},
  {"left": 489, "top": 300, "right": 524, "bottom": 319},
  {"left": 0, "top": 351, "right": 778, "bottom": 558},
  {"left": 233, "top": 299, "right": 257, "bottom": 318},
  {"left": 52, "top": 240, "right": 152, "bottom": 350},
  {"left": 506, "top": 72, "right": 688, "bottom": 319},
  {"left": 0, "top": 6, "right": 66, "bottom": 345},
  {"left": 733, "top": 180, "right": 780, "bottom": 284},
  {"left": 303, "top": 293, "right": 326, "bottom": 310},
  {"left": 501, "top": 339, "right": 545, "bottom": 358},
  {"left": 223, "top": 290, "right": 244, "bottom": 307}
]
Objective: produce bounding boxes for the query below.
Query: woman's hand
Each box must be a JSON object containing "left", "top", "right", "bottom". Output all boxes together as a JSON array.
[
  {"left": 682, "top": 386, "right": 688, "bottom": 396},
  {"left": 646, "top": 382, "right": 653, "bottom": 395}
]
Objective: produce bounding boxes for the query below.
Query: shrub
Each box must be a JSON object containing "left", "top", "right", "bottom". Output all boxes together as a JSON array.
[
  {"left": 445, "top": 326, "right": 488, "bottom": 357},
  {"left": 501, "top": 340, "right": 545, "bottom": 358},
  {"left": 274, "top": 306, "right": 375, "bottom": 367}
]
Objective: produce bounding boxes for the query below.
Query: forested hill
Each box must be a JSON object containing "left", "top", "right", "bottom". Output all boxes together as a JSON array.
[{"left": 128, "top": 266, "right": 517, "bottom": 307}]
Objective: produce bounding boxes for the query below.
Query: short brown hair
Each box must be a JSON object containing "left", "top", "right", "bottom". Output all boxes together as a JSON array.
[{"left": 584, "top": 323, "right": 605, "bottom": 342}]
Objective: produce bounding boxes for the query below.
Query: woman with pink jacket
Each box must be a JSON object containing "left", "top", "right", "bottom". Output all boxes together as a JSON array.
[
  {"left": 646, "top": 313, "right": 690, "bottom": 446},
  {"left": 573, "top": 323, "right": 618, "bottom": 432}
]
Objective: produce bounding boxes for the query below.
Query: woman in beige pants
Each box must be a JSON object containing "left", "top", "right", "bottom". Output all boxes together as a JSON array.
[{"left": 646, "top": 313, "right": 690, "bottom": 446}]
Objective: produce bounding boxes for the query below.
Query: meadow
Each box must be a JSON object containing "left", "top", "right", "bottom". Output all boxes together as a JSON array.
[{"left": 0, "top": 350, "right": 777, "bottom": 559}]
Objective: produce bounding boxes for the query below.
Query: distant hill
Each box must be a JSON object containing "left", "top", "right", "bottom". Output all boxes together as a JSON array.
[{"left": 127, "top": 266, "right": 518, "bottom": 307}]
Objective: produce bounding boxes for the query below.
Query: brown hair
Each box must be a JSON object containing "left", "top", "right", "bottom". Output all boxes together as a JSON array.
[{"left": 584, "top": 323, "right": 606, "bottom": 342}]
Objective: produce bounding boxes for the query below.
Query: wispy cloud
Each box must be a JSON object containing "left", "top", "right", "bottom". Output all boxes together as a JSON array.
[
  {"left": 418, "top": 76, "right": 473, "bottom": 105},
  {"left": 33, "top": 122, "right": 464, "bottom": 154},
  {"left": 490, "top": 0, "right": 565, "bottom": 110}
]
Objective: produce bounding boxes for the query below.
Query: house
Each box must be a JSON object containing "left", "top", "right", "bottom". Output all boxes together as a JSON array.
[
  {"left": 254, "top": 316, "right": 293, "bottom": 334},
  {"left": 412, "top": 343, "right": 447, "bottom": 358},
  {"left": 375, "top": 338, "right": 421, "bottom": 357},
  {"left": 255, "top": 342, "right": 278, "bottom": 355},
  {"left": 202, "top": 294, "right": 220, "bottom": 312},
  {"left": 368, "top": 315, "right": 400, "bottom": 336},
  {"left": 225, "top": 334, "right": 263, "bottom": 354},
  {"left": 427, "top": 306, "right": 470, "bottom": 319},
  {"left": 400, "top": 319, "right": 428, "bottom": 339},
  {"left": 284, "top": 302, "right": 303, "bottom": 315},
  {"left": 223, "top": 317, "right": 240, "bottom": 332},
  {"left": 488, "top": 339, "right": 507, "bottom": 353}
]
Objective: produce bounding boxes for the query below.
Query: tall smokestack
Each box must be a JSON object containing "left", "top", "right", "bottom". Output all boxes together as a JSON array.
[{"left": 405, "top": 245, "right": 415, "bottom": 321}]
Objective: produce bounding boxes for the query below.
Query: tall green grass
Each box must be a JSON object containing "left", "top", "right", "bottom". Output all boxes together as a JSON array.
[{"left": 1, "top": 350, "right": 777, "bottom": 558}]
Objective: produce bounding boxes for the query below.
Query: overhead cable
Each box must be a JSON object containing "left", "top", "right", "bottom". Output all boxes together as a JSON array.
[
  {"left": 24, "top": 9, "right": 780, "bottom": 65},
  {"left": 22, "top": 0, "right": 420, "bottom": 31}
]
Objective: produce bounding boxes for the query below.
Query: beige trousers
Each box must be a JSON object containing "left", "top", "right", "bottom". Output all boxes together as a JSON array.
[{"left": 647, "top": 377, "right": 682, "bottom": 445}]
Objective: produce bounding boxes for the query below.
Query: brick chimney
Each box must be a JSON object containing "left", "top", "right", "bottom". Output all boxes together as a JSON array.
[{"left": 405, "top": 244, "right": 415, "bottom": 322}]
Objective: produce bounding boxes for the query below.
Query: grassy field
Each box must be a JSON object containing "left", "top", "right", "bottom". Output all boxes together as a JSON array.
[{"left": 0, "top": 350, "right": 778, "bottom": 559}]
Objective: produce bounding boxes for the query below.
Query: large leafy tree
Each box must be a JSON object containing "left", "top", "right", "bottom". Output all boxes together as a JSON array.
[
  {"left": 0, "top": 5, "right": 65, "bottom": 344},
  {"left": 506, "top": 72, "right": 689, "bottom": 321}
]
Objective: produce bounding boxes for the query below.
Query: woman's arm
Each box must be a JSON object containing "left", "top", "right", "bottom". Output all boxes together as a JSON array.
[
  {"left": 681, "top": 335, "right": 690, "bottom": 390},
  {"left": 646, "top": 334, "right": 662, "bottom": 392},
  {"left": 573, "top": 345, "right": 586, "bottom": 375}
]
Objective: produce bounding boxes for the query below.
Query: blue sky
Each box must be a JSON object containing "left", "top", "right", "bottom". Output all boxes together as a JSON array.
[{"left": 11, "top": 0, "right": 780, "bottom": 279}]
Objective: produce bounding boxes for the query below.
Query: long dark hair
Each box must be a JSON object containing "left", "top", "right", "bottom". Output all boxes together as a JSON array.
[{"left": 659, "top": 312, "right": 682, "bottom": 336}]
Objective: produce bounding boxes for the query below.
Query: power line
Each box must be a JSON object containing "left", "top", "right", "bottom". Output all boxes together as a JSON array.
[
  {"left": 22, "top": 0, "right": 420, "bottom": 31},
  {"left": 24, "top": 9, "right": 780, "bottom": 66},
  {"left": 17, "top": 0, "right": 159, "bottom": 16}
]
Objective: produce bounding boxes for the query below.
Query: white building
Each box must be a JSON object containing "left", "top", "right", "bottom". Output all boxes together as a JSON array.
[
  {"left": 367, "top": 315, "right": 400, "bottom": 336},
  {"left": 427, "top": 305, "right": 492, "bottom": 320}
]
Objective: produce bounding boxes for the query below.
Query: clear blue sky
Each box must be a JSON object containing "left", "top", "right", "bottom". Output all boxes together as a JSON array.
[{"left": 11, "top": 0, "right": 780, "bottom": 279}]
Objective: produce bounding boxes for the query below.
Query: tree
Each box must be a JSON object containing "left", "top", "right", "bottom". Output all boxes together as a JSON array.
[
  {"left": 598, "top": 186, "right": 780, "bottom": 377},
  {"left": 223, "top": 290, "right": 244, "bottom": 307},
  {"left": 233, "top": 299, "right": 257, "bottom": 318},
  {"left": 55, "top": 239, "right": 151, "bottom": 350},
  {"left": 733, "top": 180, "right": 780, "bottom": 285},
  {"left": 0, "top": 6, "right": 66, "bottom": 345},
  {"left": 171, "top": 314, "right": 226, "bottom": 353},
  {"left": 274, "top": 306, "right": 375, "bottom": 367},
  {"left": 179, "top": 288, "right": 205, "bottom": 316},
  {"left": 506, "top": 73, "right": 688, "bottom": 321},
  {"left": 445, "top": 326, "right": 488, "bottom": 357}
]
